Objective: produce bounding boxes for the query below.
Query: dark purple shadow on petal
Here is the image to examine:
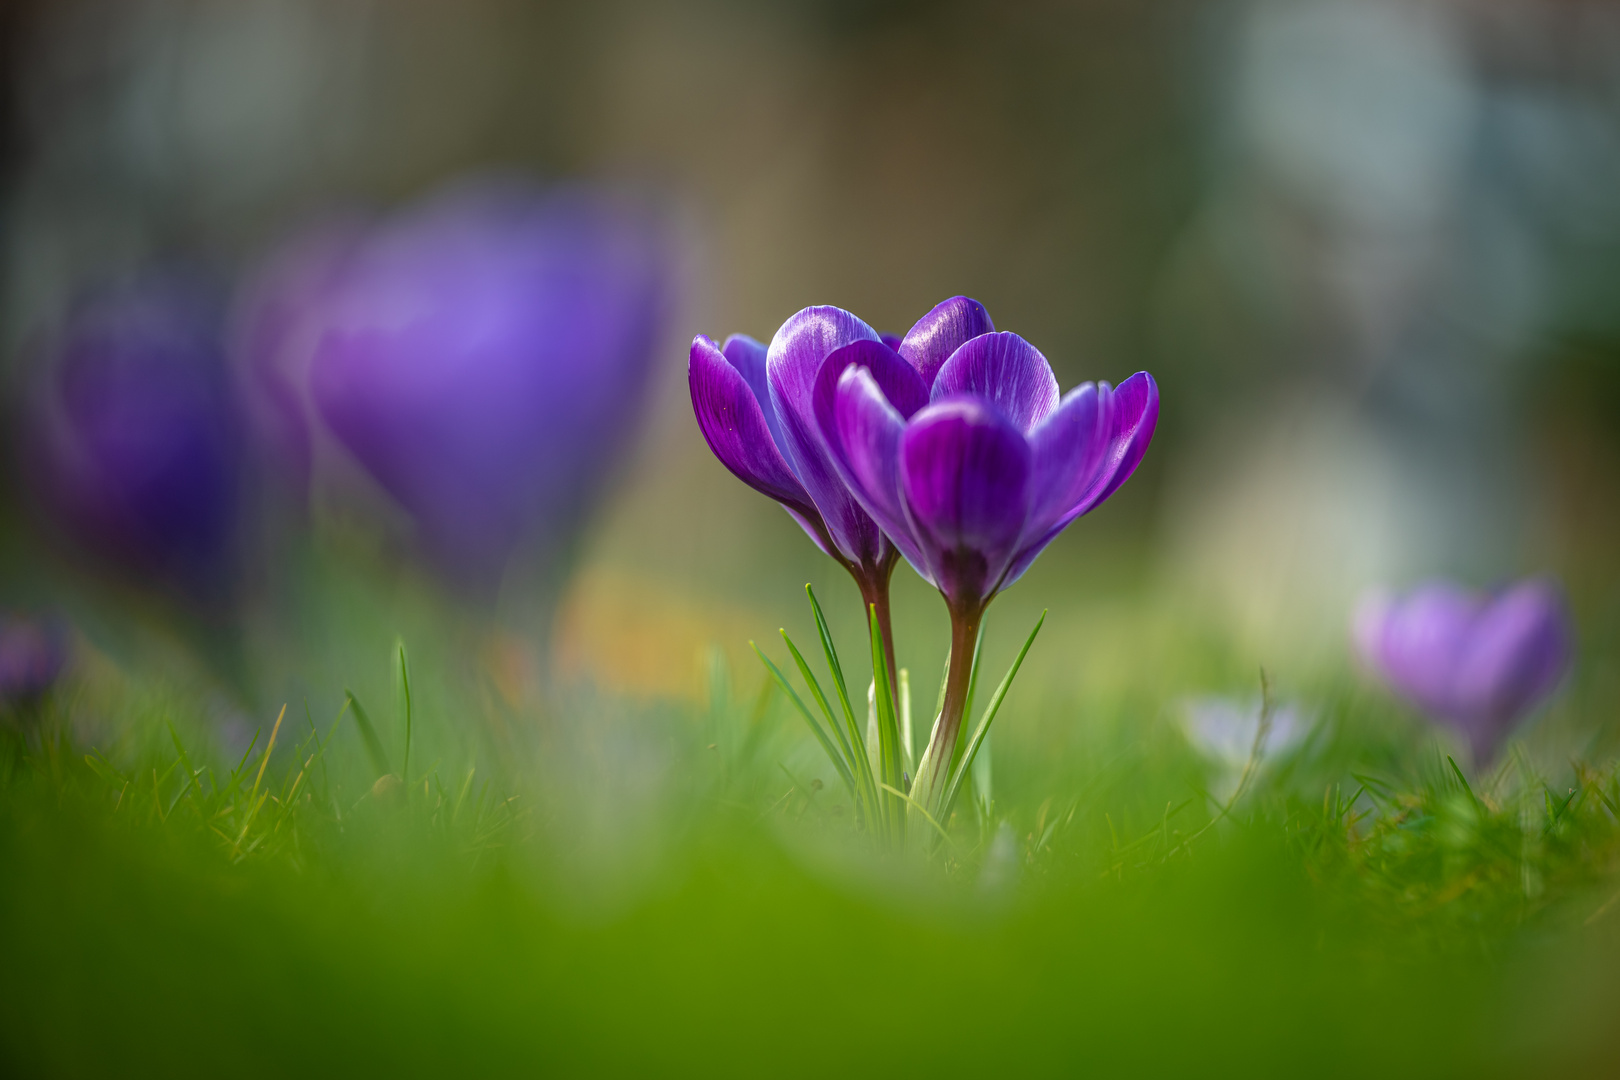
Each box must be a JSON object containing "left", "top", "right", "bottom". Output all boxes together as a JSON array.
[
  {"left": 931, "top": 332, "right": 1060, "bottom": 433},
  {"left": 820, "top": 365, "right": 930, "bottom": 579},
  {"left": 766, "top": 306, "right": 887, "bottom": 566},
  {"left": 899, "top": 397, "right": 1031, "bottom": 606},
  {"left": 899, "top": 296, "right": 994, "bottom": 391},
  {"left": 689, "top": 336, "right": 810, "bottom": 510},
  {"left": 720, "top": 334, "right": 791, "bottom": 471},
  {"left": 880, "top": 333, "right": 904, "bottom": 352}
]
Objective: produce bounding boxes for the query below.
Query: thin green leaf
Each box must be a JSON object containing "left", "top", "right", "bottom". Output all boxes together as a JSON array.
[
  {"left": 869, "top": 603, "right": 905, "bottom": 836},
  {"left": 751, "top": 642, "right": 857, "bottom": 797},
  {"left": 806, "top": 584, "right": 866, "bottom": 766},
  {"left": 880, "top": 782, "right": 952, "bottom": 848},
  {"left": 778, "top": 628, "right": 859, "bottom": 779},
  {"left": 344, "top": 689, "right": 391, "bottom": 779}
]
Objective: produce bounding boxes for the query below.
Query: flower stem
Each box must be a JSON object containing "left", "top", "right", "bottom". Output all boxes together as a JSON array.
[
  {"left": 858, "top": 572, "right": 900, "bottom": 706},
  {"left": 916, "top": 600, "right": 982, "bottom": 811}
]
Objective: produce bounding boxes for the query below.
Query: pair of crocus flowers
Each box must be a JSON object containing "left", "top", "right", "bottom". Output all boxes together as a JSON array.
[{"left": 690, "top": 297, "right": 1158, "bottom": 809}]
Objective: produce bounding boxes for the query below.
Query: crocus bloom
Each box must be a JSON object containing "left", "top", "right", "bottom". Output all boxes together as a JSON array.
[
  {"left": 27, "top": 270, "right": 241, "bottom": 600},
  {"left": 814, "top": 296, "right": 1158, "bottom": 807},
  {"left": 0, "top": 613, "right": 68, "bottom": 706},
  {"left": 689, "top": 307, "right": 914, "bottom": 679},
  {"left": 232, "top": 215, "right": 367, "bottom": 503},
  {"left": 1353, "top": 579, "right": 1573, "bottom": 763},
  {"left": 301, "top": 179, "right": 668, "bottom": 593}
]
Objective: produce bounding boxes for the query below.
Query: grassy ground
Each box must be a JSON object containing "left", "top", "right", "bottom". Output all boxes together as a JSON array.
[{"left": 4, "top": 616, "right": 1620, "bottom": 1079}]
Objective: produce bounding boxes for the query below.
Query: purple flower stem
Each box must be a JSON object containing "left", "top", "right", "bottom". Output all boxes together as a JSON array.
[
  {"left": 916, "top": 597, "right": 984, "bottom": 810},
  {"left": 854, "top": 551, "right": 902, "bottom": 707}
]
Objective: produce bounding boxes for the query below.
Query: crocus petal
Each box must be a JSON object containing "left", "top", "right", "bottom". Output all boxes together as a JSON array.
[
  {"left": 899, "top": 398, "right": 1032, "bottom": 604},
  {"left": 998, "top": 372, "right": 1158, "bottom": 591},
  {"left": 812, "top": 337, "right": 929, "bottom": 426},
  {"left": 880, "top": 332, "right": 904, "bottom": 352},
  {"left": 1376, "top": 583, "right": 1481, "bottom": 716},
  {"left": 689, "top": 336, "right": 814, "bottom": 512},
  {"left": 930, "top": 332, "right": 1060, "bottom": 433},
  {"left": 1025, "top": 382, "right": 1112, "bottom": 530},
  {"left": 1454, "top": 581, "right": 1571, "bottom": 732},
  {"left": 821, "top": 365, "right": 931, "bottom": 578},
  {"left": 719, "top": 334, "right": 791, "bottom": 468},
  {"left": 767, "top": 306, "right": 888, "bottom": 565},
  {"left": 899, "top": 296, "right": 994, "bottom": 391},
  {"left": 1085, "top": 371, "right": 1159, "bottom": 508}
]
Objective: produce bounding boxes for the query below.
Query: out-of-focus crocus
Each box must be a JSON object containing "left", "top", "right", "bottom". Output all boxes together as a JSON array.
[
  {"left": 814, "top": 296, "right": 1158, "bottom": 808},
  {"left": 232, "top": 215, "right": 367, "bottom": 503},
  {"left": 1353, "top": 579, "right": 1573, "bottom": 764},
  {"left": 0, "top": 613, "right": 67, "bottom": 708},
  {"left": 300, "top": 179, "right": 668, "bottom": 595},
  {"left": 689, "top": 307, "right": 915, "bottom": 681},
  {"left": 27, "top": 270, "right": 241, "bottom": 601}
]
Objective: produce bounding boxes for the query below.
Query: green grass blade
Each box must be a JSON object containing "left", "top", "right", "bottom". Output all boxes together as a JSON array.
[
  {"left": 344, "top": 689, "right": 391, "bottom": 779},
  {"left": 880, "top": 783, "right": 951, "bottom": 848},
  {"left": 1447, "top": 755, "right": 1484, "bottom": 813},
  {"left": 940, "top": 610, "right": 1045, "bottom": 825},
  {"left": 806, "top": 585, "right": 863, "bottom": 763},
  {"left": 751, "top": 642, "right": 857, "bottom": 797},
  {"left": 868, "top": 603, "right": 904, "bottom": 829},
  {"left": 778, "top": 629, "right": 859, "bottom": 778}
]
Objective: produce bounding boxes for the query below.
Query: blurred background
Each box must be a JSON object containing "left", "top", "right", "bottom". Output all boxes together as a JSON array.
[{"left": 1, "top": 0, "right": 1618, "bottom": 752}]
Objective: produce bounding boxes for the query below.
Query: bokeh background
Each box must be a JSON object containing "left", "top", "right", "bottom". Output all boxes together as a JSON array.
[{"left": 2, "top": 0, "right": 1618, "bottom": 754}]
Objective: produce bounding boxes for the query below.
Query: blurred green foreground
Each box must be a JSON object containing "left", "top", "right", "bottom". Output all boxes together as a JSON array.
[{"left": 4, "top": 588, "right": 1620, "bottom": 1080}]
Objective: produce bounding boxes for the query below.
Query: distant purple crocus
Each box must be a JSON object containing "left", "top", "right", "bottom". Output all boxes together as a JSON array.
[
  {"left": 814, "top": 296, "right": 1158, "bottom": 807},
  {"left": 1353, "top": 579, "right": 1573, "bottom": 764},
  {"left": 298, "top": 179, "right": 668, "bottom": 594},
  {"left": 0, "top": 613, "right": 67, "bottom": 707},
  {"left": 26, "top": 270, "right": 241, "bottom": 600}
]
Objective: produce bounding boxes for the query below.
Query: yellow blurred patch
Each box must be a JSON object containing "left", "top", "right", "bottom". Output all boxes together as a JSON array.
[{"left": 551, "top": 566, "right": 760, "bottom": 703}]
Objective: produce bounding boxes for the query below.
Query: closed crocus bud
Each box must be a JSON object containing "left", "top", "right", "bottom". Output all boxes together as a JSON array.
[
  {"left": 26, "top": 270, "right": 241, "bottom": 602},
  {"left": 0, "top": 612, "right": 68, "bottom": 707},
  {"left": 1353, "top": 579, "right": 1573, "bottom": 764},
  {"left": 302, "top": 178, "right": 668, "bottom": 595}
]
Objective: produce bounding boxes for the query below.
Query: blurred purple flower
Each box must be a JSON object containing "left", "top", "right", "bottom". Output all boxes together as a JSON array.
[
  {"left": 1353, "top": 579, "right": 1573, "bottom": 763},
  {"left": 296, "top": 179, "right": 668, "bottom": 593},
  {"left": 26, "top": 270, "right": 241, "bottom": 599},
  {"left": 0, "top": 613, "right": 68, "bottom": 705},
  {"left": 232, "top": 215, "right": 367, "bottom": 502}
]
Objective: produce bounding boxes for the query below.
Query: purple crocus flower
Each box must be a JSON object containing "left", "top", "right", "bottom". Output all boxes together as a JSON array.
[
  {"left": 26, "top": 270, "right": 241, "bottom": 600},
  {"left": 689, "top": 307, "right": 912, "bottom": 679},
  {"left": 0, "top": 613, "right": 68, "bottom": 707},
  {"left": 1353, "top": 579, "right": 1573, "bottom": 764},
  {"left": 814, "top": 296, "right": 1159, "bottom": 807},
  {"left": 300, "top": 179, "right": 668, "bottom": 594}
]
